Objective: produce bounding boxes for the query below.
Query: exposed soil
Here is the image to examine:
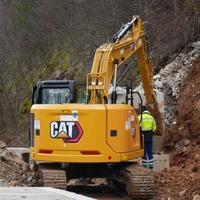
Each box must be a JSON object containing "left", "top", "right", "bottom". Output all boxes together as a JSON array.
[
  {"left": 0, "top": 140, "right": 37, "bottom": 186},
  {"left": 155, "top": 60, "right": 200, "bottom": 200}
]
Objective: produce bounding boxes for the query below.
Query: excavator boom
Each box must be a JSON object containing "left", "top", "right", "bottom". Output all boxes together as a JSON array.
[{"left": 88, "top": 16, "right": 155, "bottom": 105}]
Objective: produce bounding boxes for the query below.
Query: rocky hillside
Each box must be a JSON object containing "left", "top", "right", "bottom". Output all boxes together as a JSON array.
[
  {"left": 154, "top": 41, "right": 200, "bottom": 127},
  {"left": 0, "top": 0, "right": 200, "bottom": 146},
  {"left": 154, "top": 42, "right": 200, "bottom": 199}
]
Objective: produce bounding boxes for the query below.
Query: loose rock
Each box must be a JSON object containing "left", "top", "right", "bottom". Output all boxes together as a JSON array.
[{"left": 193, "top": 194, "right": 200, "bottom": 200}]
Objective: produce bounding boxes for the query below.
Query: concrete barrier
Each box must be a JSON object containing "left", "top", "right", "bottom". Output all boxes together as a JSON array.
[
  {"left": 153, "top": 154, "right": 169, "bottom": 172},
  {"left": 7, "top": 147, "right": 30, "bottom": 163},
  {"left": 0, "top": 179, "right": 8, "bottom": 187},
  {"left": 0, "top": 187, "right": 95, "bottom": 200},
  {"left": 137, "top": 154, "right": 169, "bottom": 172}
]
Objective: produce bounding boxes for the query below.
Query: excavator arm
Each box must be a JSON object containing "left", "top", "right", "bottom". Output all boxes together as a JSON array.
[{"left": 87, "top": 16, "right": 155, "bottom": 105}]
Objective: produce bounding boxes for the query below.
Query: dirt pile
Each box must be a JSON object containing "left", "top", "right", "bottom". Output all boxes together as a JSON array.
[
  {"left": 155, "top": 60, "right": 200, "bottom": 200},
  {"left": 155, "top": 145, "right": 200, "bottom": 200},
  {"left": 0, "top": 140, "right": 37, "bottom": 186}
]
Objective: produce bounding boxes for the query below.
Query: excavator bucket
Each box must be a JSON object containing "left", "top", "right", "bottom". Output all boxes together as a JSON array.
[
  {"left": 148, "top": 103, "right": 164, "bottom": 136},
  {"left": 136, "top": 88, "right": 165, "bottom": 136}
]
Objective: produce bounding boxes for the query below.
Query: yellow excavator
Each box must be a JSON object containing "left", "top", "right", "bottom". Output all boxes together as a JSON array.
[{"left": 30, "top": 16, "right": 159, "bottom": 199}]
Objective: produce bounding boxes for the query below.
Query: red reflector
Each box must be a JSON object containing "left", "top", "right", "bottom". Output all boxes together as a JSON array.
[
  {"left": 80, "top": 150, "right": 100, "bottom": 155},
  {"left": 39, "top": 149, "right": 53, "bottom": 154}
]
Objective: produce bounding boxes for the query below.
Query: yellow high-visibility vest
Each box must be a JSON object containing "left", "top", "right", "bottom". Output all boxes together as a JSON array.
[{"left": 138, "top": 111, "right": 156, "bottom": 132}]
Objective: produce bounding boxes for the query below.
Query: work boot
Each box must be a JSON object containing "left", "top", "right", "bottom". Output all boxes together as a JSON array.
[
  {"left": 148, "top": 164, "right": 153, "bottom": 170},
  {"left": 143, "top": 163, "right": 149, "bottom": 169}
]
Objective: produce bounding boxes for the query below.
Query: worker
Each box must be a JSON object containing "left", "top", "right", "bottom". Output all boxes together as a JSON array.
[{"left": 138, "top": 105, "right": 156, "bottom": 169}]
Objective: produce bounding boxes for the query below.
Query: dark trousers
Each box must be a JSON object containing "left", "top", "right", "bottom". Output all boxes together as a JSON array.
[{"left": 142, "top": 131, "right": 153, "bottom": 168}]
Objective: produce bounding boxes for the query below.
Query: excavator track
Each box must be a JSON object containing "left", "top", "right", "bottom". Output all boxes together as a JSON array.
[
  {"left": 113, "top": 163, "right": 155, "bottom": 200},
  {"left": 37, "top": 163, "right": 67, "bottom": 190},
  {"left": 33, "top": 162, "right": 154, "bottom": 199}
]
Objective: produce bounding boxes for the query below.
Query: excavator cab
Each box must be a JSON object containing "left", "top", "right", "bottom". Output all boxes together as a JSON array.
[{"left": 31, "top": 80, "right": 77, "bottom": 105}]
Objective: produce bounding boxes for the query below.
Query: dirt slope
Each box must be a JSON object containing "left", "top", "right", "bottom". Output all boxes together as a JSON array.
[
  {"left": 166, "top": 60, "right": 200, "bottom": 153},
  {"left": 155, "top": 60, "right": 200, "bottom": 200},
  {"left": 176, "top": 61, "right": 200, "bottom": 145}
]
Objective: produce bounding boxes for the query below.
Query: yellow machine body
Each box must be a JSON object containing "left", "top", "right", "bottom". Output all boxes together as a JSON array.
[
  {"left": 30, "top": 16, "right": 160, "bottom": 165},
  {"left": 31, "top": 104, "right": 143, "bottom": 163}
]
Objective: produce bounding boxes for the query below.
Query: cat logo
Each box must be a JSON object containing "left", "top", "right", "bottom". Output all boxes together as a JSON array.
[{"left": 50, "top": 121, "right": 83, "bottom": 143}]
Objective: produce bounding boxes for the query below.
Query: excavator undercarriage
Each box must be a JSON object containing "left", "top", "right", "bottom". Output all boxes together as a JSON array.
[
  {"left": 37, "top": 163, "right": 67, "bottom": 190},
  {"left": 36, "top": 162, "right": 155, "bottom": 200}
]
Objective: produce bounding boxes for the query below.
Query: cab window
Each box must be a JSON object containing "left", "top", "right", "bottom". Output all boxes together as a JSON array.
[{"left": 41, "top": 88, "right": 71, "bottom": 104}]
